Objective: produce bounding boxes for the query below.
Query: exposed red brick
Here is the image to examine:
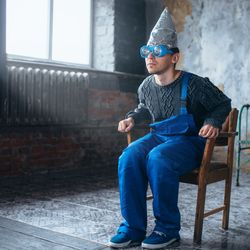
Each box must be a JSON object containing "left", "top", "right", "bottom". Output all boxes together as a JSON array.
[{"left": 0, "top": 88, "right": 143, "bottom": 176}]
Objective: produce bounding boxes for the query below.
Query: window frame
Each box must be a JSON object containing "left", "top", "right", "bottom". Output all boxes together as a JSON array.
[{"left": 6, "top": 0, "right": 93, "bottom": 68}]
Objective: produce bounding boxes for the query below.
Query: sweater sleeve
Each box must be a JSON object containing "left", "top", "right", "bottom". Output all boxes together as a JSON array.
[
  {"left": 198, "top": 77, "right": 231, "bottom": 128},
  {"left": 125, "top": 83, "right": 152, "bottom": 124}
]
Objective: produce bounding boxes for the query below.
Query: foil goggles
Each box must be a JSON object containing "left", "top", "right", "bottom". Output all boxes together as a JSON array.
[{"left": 140, "top": 45, "right": 174, "bottom": 58}]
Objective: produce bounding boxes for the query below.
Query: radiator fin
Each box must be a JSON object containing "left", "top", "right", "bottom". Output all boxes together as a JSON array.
[{"left": 2, "top": 66, "right": 88, "bottom": 126}]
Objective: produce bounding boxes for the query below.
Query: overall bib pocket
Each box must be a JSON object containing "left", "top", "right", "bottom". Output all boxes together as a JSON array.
[{"left": 150, "top": 114, "right": 198, "bottom": 136}]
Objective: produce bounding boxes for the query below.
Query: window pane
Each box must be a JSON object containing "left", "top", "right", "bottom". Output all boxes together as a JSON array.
[
  {"left": 52, "top": 0, "right": 91, "bottom": 65},
  {"left": 6, "top": 0, "right": 49, "bottom": 59}
]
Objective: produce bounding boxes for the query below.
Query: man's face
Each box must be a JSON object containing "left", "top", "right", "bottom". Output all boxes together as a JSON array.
[{"left": 145, "top": 53, "right": 174, "bottom": 75}]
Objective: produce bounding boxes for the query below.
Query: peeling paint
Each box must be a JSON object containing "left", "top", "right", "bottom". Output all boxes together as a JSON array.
[
  {"left": 170, "top": 0, "right": 250, "bottom": 109},
  {"left": 164, "top": 0, "right": 192, "bottom": 33},
  {"left": 146, "top": 0, "right": 249, "bottom": 109}
]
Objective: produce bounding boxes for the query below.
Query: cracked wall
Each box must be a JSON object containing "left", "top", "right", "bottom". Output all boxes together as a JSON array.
[{"left": 164, "top": 0, "right": 250, "bottom": 108}]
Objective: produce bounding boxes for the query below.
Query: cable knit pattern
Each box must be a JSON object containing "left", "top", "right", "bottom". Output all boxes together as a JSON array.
[
  {"left": 159, "top": 85, "right": 174, "bottom": 118},
  {"left": 126, "top": 71, "right": 231, "bottom": 129}
]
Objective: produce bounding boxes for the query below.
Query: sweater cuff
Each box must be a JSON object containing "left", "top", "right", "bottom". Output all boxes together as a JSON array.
[
  {"left": 126, "top": 113, "right": 141, "bottom": 124},
  {"left": 203, "top": 118, "right": 222, "bottom": 129}
]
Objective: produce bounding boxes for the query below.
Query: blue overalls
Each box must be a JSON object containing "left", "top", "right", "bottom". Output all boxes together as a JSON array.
[{"left": 117, "top": 72, "right": 206, "bottom": 241}]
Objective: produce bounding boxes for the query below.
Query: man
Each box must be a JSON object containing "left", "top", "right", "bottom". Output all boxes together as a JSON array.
[{"left": 109, "top": 8, "right": 231, "bottom": 249}]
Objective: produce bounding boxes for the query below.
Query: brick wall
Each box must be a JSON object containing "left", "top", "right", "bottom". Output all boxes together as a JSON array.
[
  {"left": 0, "top": 126, "right": 128, "bottom": 176},
  {"left": 92, "top": 0, "right": 147, "bottom": 74},
  {"left": 0, "top": 125, "right": 149, "bottom": 177},
  {"left": 0, "top": 64, "right": 146, "bottom": 177},
  {"left": 0, "top": 0, "right": 162, "bottom": 177}
]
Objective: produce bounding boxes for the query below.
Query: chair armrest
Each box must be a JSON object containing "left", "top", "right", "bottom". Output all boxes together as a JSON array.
[
  {"left": 215, "top": 132, "right": 238, "bottom": 146},
  {"left": 218, "top": 131, "right": 238, "bottom": 138}
]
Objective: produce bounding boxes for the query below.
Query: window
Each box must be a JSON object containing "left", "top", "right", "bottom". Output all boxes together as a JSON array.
[{"left": 6, "top": 0, "right": 92, "bottom": 65}]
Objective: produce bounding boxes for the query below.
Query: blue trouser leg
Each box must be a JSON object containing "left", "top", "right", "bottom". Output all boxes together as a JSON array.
[
  {"left": 147, "top": 135, "right": 205, "bottom": 236},
  {"left": 118, "top": 133, "right": 161, "bottom": 240}
]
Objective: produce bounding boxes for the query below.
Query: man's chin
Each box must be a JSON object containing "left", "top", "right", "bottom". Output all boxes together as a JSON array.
[
  {"left": 147, "top": 68, "right": 158, "bottom": 74},
  {"left": 147, "top": 69, "right": 160, "bottom": 75}
]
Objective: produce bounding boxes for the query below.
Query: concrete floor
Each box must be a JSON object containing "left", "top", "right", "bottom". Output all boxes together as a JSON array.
[{"left": 0, "top": 169, "right": 249, "bottom": 250}]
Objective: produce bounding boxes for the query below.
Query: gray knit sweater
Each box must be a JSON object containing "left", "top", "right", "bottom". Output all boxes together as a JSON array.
[{"left": 126, "top": 71, "right": 231, "bottom": 129}]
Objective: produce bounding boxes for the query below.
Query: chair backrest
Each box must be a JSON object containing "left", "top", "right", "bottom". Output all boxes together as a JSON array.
[
  {"left": 215, "top": 108, "right": 238, "bottom": 146},
  {"left": 213, "top": 108, "right": 238, "bottom": 166},
  {"left": 225, "top": 108, "right": 238, "bottom": 172}
]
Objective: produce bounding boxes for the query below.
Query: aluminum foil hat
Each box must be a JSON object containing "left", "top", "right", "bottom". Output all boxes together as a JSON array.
[{"left": 147, "top": 8, "right": 177, "bottom": 49}]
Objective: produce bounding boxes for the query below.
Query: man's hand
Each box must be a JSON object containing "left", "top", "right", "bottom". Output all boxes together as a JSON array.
[
  {"left": 199, "top": 124, "right": 219, "bottom": 138},
  {"left": 118, "top": 117, "right": 135, "bottom": 133}
]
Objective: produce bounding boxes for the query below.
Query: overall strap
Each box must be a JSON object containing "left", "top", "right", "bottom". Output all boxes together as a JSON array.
[{"left": 180, "top": 72, "right": 192, "bottom": 115}]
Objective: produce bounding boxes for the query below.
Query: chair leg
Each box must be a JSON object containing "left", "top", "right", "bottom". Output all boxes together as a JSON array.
[
  {"left": 193, "top": 183, "right": 207, "bottom": 243},
  {"left": 222, "top": 174, "right": 233, "bottom": 229}
]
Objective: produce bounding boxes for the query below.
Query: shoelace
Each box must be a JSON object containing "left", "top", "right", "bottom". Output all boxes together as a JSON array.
[{"left": 153, "top": 231, "right": 167, "bottom": 238}]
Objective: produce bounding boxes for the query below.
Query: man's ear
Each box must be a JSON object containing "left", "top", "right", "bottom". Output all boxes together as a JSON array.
[{"left": 171, "top": 53, "right": 180, "bottom": 64}]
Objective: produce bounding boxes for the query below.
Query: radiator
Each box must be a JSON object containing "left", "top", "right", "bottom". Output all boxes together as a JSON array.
[{"left": 1, "top": 66, "right": 88, "bottom": 126}]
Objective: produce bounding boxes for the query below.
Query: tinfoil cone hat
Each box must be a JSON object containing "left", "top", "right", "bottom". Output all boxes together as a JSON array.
[{"left": 147, "top": 8, "right": 177, "bottom": 49}]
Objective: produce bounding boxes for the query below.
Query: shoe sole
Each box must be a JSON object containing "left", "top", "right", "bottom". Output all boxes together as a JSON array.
[
  {"left": 108, "top": 240, "right": 141, "bottom": 248},
  {"left": 141, "top": 238, "right": 179, "bottom": 249}
]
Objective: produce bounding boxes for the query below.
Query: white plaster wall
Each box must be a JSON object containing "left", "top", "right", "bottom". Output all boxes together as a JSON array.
[
  {"left": 178, "top": 0, "right": 250, "bottom": 108},
  {"left": 92, "top": 0, "right": 115, "bottom": 71}
]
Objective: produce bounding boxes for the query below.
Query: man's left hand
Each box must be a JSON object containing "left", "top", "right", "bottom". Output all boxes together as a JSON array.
[{"left": 199, "top": 124, "right": 219, "bottom": 138}]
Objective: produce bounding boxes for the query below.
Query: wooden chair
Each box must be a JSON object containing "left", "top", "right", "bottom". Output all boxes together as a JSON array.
[{"left": 126, "top": 108, "right": 238, "bottom": 243}]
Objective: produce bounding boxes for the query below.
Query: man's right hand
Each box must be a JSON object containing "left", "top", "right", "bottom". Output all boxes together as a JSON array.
[{"left": 118, "top": 117, "right": 135, "bottom": 133}]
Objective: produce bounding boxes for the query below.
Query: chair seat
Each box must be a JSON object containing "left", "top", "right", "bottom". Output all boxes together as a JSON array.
[{"left": 180, "top": 162, "right": 228, "bottom": 185}]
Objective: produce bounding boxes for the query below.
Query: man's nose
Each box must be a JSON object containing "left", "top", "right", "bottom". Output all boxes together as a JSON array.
[{"left": 147, "top": 52, "right": 155, "bottom": 59}]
